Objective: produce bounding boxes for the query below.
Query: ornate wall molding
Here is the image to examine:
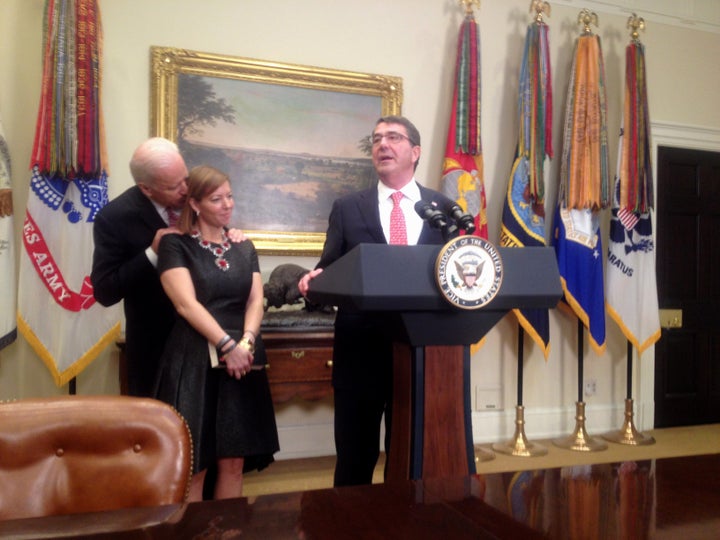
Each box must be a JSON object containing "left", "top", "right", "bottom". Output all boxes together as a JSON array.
[{"left": 552, "top": 0, "right": 720, "bottom": 34}]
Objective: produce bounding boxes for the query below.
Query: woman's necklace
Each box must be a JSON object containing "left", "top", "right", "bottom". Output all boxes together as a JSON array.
[{"left": 191, "top": 230, "right": 231, "bottom": 271}]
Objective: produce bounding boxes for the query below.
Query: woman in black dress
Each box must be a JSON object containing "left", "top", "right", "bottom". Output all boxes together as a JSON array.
[{"left": 155, "top": 165, "right": 279, "bottom": 501}]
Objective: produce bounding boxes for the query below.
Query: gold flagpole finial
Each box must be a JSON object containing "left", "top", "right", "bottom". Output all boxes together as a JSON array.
[
  {"left": 578, "top": 8, "right": 598, "bottom": 34},
  {"left": 627, "top": 13, "right": 645, "bottom": 42},
  {"left": 459, "top": 0, "right": 480, "bottom": 17},
  {"left": 530, "top": 1, "right": 551, "bottom": 24}
]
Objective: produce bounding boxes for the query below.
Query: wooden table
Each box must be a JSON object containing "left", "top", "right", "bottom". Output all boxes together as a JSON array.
[{"left": 3, "top": 453, "right": 719, "bottom": 539}]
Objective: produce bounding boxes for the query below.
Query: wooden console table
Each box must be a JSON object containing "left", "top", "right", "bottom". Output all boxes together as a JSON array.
[
  {"left": 117, "top": 328, "right": 334, "bottom": 404},
  {"left": 261, "top": 329, "right": 334, "bottom": 403}
]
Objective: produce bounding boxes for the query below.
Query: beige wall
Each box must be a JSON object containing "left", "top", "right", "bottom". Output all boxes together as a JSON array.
[{"left": 1, "top": 0, "right": 719, "bottom": 458}]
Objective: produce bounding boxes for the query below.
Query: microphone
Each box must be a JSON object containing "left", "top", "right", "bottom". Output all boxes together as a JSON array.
[
  {"left": 414, "top": 200, "right": 448, "bottom": 229},
  {"left": 444, "top": 202, "right": 476, "bottom": 234}
]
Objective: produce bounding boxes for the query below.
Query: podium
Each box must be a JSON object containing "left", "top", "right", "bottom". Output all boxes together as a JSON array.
[{"left": 307, "top": 243, "right": 561, "bottom": 481}]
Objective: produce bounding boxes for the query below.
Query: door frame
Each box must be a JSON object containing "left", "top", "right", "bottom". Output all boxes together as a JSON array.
[{"left": 642, "top": 121, "right": 720, "bottom": 428}]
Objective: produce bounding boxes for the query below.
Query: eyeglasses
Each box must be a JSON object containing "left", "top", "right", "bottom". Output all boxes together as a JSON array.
[{"left": 371, "top": 131, "right": 414, "bottom": 146}]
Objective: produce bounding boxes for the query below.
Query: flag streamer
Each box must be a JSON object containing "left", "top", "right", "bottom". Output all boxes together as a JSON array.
[
  {"left": 442, "top": 14, "right": 488, "bottom": 239},
  {"left": 518, "top": 21, "right": 553, "bottom": 201},
  {"left": 454, "top": 17, "right": 481, "bottom": 155},
  {"left": 558, "top": 33, "right": 611, "bottom": 210},
  {"left": 618, "top": 41, "right": 653, "bottom": 213},
  {"left": 31, "top": 0, "right": 106, "bottom": 179}
]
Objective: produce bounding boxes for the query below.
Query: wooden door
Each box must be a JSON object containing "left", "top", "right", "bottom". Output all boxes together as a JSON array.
[{"left": 654, "top": 146, "right": 720, "bottom": 427}]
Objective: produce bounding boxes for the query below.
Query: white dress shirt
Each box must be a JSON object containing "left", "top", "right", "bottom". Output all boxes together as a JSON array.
[{"left": 377, "top": 179, "right": 423, "bottom": 245}]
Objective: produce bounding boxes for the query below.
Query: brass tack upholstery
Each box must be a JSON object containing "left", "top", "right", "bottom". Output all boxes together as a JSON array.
[{"left": 0, "top": 395, "right": 192, "bottom": 520}]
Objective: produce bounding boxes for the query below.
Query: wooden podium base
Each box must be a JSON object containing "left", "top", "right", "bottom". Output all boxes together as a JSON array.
[{"left": 387, "top": 343, "right": 475, "bottom": 481}]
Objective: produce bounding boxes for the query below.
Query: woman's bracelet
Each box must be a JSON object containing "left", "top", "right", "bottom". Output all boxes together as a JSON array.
[
  {"left": 242, "top": 329, "right": 256, "bottom": 340},
  {"left": 218, "top": 339, "right": 236, "bottom": 355},
  {"left": 219, "top": 341, "right": 238, "bottom": 361},
  {"left": 216, "top": 334, "right": 232, "bottom": 351},
  {"left": 237, "top": 337, "right": 255, "bottom": 354}
]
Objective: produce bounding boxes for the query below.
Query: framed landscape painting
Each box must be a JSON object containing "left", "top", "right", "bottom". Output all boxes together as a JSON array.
[{"left": 150, "top": 46, "right": 402, "bottom": 255}]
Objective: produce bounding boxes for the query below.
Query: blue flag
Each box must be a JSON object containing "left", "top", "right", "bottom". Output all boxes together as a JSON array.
[
  {"left": 500, "top": 156, "right": 550, "bottom": 358},
  {"left": 552, "top": 205, "right": 606, "bottom": 354},
  {"left": 498, "top": 20, "right": 553, "bottom": 358}
]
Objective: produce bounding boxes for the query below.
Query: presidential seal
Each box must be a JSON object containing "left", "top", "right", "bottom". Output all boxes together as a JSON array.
[{"left": 435, "top": 236, "right": 503, "bottom": 309}]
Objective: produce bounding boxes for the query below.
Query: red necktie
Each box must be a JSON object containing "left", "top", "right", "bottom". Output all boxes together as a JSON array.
[
  {"left": 389, "top": 191, "right": 407, "bottom": 245},
  {"left": 166, "top": 207, "right": 179, "bottom": 227}
]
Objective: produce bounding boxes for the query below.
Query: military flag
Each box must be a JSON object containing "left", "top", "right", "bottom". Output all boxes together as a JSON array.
[
  {"left": 500, "top": 19, "right": 553, "bottom": 358},
  {"left": 606, "top": 39, "right": 660, "bottom": 353},
  {"left": 0, "top": 119, "right": 16, "bottom": 350},
  {"left": 553, "top": 206, "right": 606, "bottom": 353},
  {"left": 552, "top": 31, "right": 610, "bottom": 355},
  {"left": 17, "top": 0, "right": 120, "bottom": 386},
  {"left": 441, "top": 12, "right": 488, "bottom": 239}
]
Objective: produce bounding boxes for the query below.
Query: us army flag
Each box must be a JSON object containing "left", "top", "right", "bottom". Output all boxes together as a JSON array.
[{"left": 17, "top": 0, "right": 120, "bottom": 386}]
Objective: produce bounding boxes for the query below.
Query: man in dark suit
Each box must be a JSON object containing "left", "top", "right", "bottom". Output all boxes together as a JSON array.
[
  {"left": 91, "top": 137, "right": 189, "bottom": 397},
  {"left": 299, "top": 116, "right": 456, "bottom": 486}
]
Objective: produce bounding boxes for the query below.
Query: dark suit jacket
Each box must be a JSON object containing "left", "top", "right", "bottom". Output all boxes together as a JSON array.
[
  {"left": 316, "top": 183, "right": 455, "bottom": 392},
  {"left": 91, "top": 186, "right": 176, "bottom": 396}
]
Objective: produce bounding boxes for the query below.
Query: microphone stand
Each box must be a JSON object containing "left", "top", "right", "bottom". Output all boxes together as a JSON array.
[
  {"left": 414, "top": 202, "right": 474, "bottom": 242},
  {"left": 441, "top": 222, "right": 459, "bottom": 242}
]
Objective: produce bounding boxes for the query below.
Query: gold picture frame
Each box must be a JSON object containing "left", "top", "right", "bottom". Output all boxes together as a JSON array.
[{"left": 150, "top": 46, "right": 403, "bottom": 255}]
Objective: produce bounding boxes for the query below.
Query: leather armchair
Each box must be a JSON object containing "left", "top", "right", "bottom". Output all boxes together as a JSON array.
[{"left": 0, "top": 395, "right": 192, "bottom": 520}]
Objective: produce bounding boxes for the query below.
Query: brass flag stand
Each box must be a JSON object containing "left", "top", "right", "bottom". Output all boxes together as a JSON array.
[
  {"left": 554, "top": 320, "right": 607, "bottom": 451},
  {"left": 493, "top": 1, "right": 553, "bottom": 459},
  {"left": 603, "top": 341, "right": 655, "bottom": 445},
  {"left": 493, "top": 327, "right": 547, "bottom": 457}
]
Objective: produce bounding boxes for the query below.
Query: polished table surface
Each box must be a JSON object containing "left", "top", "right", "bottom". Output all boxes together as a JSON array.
[{"left": 2, "top": 453, "right": 719, "bottom": 539}]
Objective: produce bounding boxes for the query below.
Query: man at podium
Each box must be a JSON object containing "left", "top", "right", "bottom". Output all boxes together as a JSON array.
[{"left": 299, "top": 116, "right": 456, "bottom": 486}]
